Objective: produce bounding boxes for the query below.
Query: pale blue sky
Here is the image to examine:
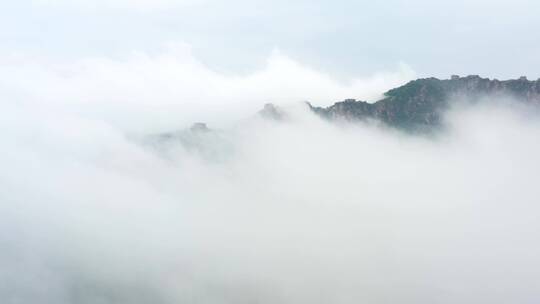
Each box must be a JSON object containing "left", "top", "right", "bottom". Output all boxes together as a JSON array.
[{"left": 2, "top": 0, "right": 540, "bottom": 79}]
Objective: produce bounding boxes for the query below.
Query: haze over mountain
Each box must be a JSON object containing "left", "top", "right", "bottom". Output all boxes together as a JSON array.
[{"left": 3, "top": 1, "right": 540, "bottom": 303}]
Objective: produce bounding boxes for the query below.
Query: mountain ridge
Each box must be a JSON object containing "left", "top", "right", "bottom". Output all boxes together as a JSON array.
[{"left": 302, "top": 75, "right": 540, "bottom": 131}]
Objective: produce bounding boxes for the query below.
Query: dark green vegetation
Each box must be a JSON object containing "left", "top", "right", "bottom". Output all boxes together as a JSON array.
[{"left": 308, "top": 75, "right": 540, "bottom": 131}]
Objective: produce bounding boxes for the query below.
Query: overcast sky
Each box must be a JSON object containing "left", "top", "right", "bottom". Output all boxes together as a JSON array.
[{"left": 3, "top": 0, "right": 540, "bottom": 80}]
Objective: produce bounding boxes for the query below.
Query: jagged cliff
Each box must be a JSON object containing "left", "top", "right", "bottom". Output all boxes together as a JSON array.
[{"left": 308, "top": 75, "right": 540, "bottom": 130}]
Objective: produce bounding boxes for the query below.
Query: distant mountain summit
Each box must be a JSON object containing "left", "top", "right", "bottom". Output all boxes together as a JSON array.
[{"left": 307, "top": 75, "right": 540, "bottom": 131}]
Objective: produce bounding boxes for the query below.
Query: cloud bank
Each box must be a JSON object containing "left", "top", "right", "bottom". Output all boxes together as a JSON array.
[{"left": 1, "top": 49, "right": 540, "bottom": 303}]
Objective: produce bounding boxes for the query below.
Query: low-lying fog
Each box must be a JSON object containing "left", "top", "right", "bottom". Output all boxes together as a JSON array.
[{"left": 1, "top": 51, "right": 540, "bottom": 303}]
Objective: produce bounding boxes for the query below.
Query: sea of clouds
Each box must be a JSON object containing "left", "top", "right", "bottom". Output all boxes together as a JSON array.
[{"left": 1, "top": 47, "right": 540, "bottom": 304}]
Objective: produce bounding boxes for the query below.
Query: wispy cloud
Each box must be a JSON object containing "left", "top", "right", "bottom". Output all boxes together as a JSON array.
[{"left": 0, "top": 43, "right": 414, "bottom": 130}]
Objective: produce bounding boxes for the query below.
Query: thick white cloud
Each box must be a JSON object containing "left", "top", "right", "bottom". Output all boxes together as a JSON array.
[
  {"left": 1, "top": 99, "right": 540, "bottom": 303},
  {"left": 1, "top": 45, "right": 540, "bottom": 303}
]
